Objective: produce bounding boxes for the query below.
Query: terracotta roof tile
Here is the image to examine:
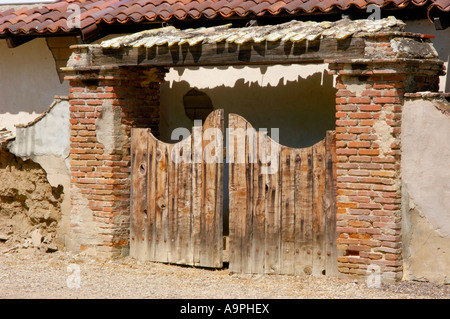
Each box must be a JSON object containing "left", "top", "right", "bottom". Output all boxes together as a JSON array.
[{"left": 0, "top": 0, "right": 447, "bottom": 37}]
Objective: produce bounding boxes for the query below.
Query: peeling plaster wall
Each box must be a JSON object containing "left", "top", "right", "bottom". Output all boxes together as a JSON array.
[
  {"left": 9, "top": 97, "right": 72, "bottom": 249},
  {"left": 401, "top": 97, "right": 450, "bottom": 284},
  {"left": 0, "top": 38, "right": 70, "bottom": 133}
]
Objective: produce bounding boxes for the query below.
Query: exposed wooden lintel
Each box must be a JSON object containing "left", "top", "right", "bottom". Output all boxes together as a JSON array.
[{"left": 86, "top": 37, "right": 365, "bottom": 68}]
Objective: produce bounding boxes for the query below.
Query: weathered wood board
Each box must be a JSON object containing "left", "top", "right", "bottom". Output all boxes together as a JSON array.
[{"left": 87, "top": 37, "right": 365, "bottom": 68}]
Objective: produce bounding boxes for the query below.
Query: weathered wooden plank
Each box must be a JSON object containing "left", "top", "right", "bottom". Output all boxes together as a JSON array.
[
  {"left": 264, "top": 135, "right": 281, "bottom": 274},
  {"left": 176, "top": 137, "right": 193, "bottom": 265},
  {"left": 192, "top": 123, "right": 203, "bottom": 266},
  {"left": 242, "top": 119, "right": 254, "bottom": 274},
  {"left": 312, "top": 139, "right": 327, "bottom": 276},
  {"left": 214, "top": 111, "right": 224, "bottom": 268},
  {"left": 280, "top": 148, "right": 295, "bottom": 275},
  {"left": 153, "top": 142, "right": 167, "bottom": 262},
  {"left": 251, "top": 131, "right": 265, "bottom": 274},
  {"left": 88, "top": 38, "right": 365, "bottom": 68},
  {"left": 167, "top": 143, "right": 177, "bottom": 264},
  {"left": 228, "top": 114, "right": 246, "bottom": 273},
  {"left": 201, "top": 110, "right": 223, "bottom": 268},
  {"left": 147, "top": 134, "right": 157, "bottom": 261},
  {"left": 130, "top": 128, "right": 149, "bottom": 259},
  {"left": 294, "top": 147, "right": 314, "bottom": 276},
  {"left": 325, "top": 131, "right": 338, "bottom": 276}
]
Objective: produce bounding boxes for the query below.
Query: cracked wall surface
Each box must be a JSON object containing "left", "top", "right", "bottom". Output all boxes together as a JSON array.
[
  {"left": 401, "top": 96, "right": 450, "bottom": 284},
  {"left": 8, "top": 97, "right": 72, "bottom": 250}
]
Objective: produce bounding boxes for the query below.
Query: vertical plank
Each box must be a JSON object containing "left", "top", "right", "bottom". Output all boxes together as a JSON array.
[
  {"left": 176, "top": 137, "right": 193, "bottom": 265},
  {"left": 154, "top": 142, "right": 168, "bottom": 262},
  {"left": 241, "top": 119, "right": 254, "bottom": 274},
  {"left": 264, "top": 134, "right": 281, "bottom": 274},
  {"left": 228, "top": 114, "right": 245, "bottom": 273},
  {"left": 312, "top": 140, "right": 326, "bottom": 276},
  {"left": 192, "top": 123, "right": 203, "bottom": 266},
  {"left": 294, "top": 147, "right": 314, "bottom": 275},
  {"left": 325, "top": 131, "right": 338, "bottom": 276},
  {"left": 130, "top": 128, "right": 148, "bottom": 259},
  {"left": 280, "top": 148, "right": 295, "bottom": 275},
  {"left": 251, "top": 130, "right": 265, "bottom": 274},
  {"left": 214, "top": 110, "right": 224, "bottom": 268},
  {"left": 167, "top": 143, "right": 177, "bottom": 264},
  {"left": 147, "top": 134, "right": 157, "bottom": 261},
  {"left": 201, "top": 110, "right": 223, "bottom": 268}
]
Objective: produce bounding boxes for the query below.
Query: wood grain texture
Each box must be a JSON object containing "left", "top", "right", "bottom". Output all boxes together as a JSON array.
[
  {"left": 87, "top": 38, "right": 365, "bottom": 68},
  {"left": 130, "top": 110, "right": 223, "bottom": 268},
  {"left": 228, "top": 112, "right": 336, "bottom": 275}
]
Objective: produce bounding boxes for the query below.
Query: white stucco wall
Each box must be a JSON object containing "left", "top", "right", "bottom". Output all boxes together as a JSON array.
[
  {"left": 401, "top": 97, "right": 450, "bottom": 284},
  {"left": 0, "top": 37, "right": 69, "bottom": 133}
]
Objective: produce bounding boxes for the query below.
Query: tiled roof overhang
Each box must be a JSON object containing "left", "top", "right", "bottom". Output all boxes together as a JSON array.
[
  {"left": 0, "top": 0, "right": 448, "bottom": 40},
  {"left": 62, "top": 17, "right": 441, "bottom": 71}
]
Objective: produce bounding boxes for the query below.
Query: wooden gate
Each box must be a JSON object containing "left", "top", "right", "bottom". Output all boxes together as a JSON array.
[
  {"left": 130, "top": 109, "right": 224, "bottom": 268},
  {"left": 228, "top": 114, "right": 337, "bottom": 276}
]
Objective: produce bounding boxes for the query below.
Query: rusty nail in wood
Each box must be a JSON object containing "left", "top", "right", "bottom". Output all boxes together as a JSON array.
[
  {"left": 317, "top": 251, "right": 321, "bottom": 256},
  {"left": 327, "top": 252, "right": 331, "bottom": 256},
  {"left": 296, "top": 249, "right": 299, "bottom": 254}
]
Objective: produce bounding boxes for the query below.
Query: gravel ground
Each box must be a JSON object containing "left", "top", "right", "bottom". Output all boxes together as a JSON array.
[{"left": 0, "top": 249, "right": 449, "bottom": 299}]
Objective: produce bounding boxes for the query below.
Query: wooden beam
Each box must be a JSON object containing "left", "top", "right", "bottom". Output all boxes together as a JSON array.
[
  {"left": 6, "top": 36, "right": 35, "bottom": 48},
  {"left": 87, "top": 37, "right": 365, "bottom": 68}
]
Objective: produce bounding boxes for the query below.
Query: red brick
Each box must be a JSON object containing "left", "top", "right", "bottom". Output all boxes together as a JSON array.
[
  {"left": 348, "top": 97, "right": 371, "bottom": 104},
  {"left": 349, "top": 112, "right": 372, "bottom": 119},
  {"left": 359, "top": 104, "right": 382, "bottom": 111}
]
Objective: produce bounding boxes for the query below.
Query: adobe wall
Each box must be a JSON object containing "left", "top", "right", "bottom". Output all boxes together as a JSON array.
[{"left": 8, "top": 97, "right": 71, "bottom": 250}]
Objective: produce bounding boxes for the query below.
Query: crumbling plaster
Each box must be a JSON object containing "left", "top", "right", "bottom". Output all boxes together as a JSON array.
[
  {"left": 8, "top": 97, "right": 72, "bottom": 249},
  {"left": 401, "top": 97, "right": 450, "bottom": 284}
]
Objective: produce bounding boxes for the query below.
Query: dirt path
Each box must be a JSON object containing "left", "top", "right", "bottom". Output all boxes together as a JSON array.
[{"left": 0, "top": 250, "right": 449, "bottom": 299}]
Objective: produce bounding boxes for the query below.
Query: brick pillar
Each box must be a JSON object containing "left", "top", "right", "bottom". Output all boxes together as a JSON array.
[
  {"left": 64, "top": 66, "right": 166, "bottom": 258},
  {"left": 328, "top": 59, "right": 444, "bottom": 282}
]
